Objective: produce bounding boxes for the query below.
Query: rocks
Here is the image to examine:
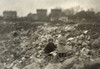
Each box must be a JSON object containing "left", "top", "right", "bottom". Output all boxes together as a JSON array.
[
  {"left": 45, "top": 63, "right": 62, "bottom": 69},
  {"left": 92, "top": 37, "right": 100, "bottom": 48},
  {"left": 0, "top": 23, "right": 100, "bottom": 69},
  {"left": 62, "top": 56, "right": 76, "bottom": 68},
  {"left": 23, "top": 62, "right": 40, "bottom": 69}
]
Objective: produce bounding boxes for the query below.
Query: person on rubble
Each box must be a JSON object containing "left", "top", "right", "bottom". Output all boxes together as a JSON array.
[
  {"left": 57, "top": 30, "right": 67, "bottom": 59},
  {"left": 44, "top": 38, "right": 57, "bottom": 57}
]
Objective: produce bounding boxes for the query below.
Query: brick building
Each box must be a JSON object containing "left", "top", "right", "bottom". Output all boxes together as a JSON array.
[
  {"left": 3, "top": 11, "right": 17, "bottom": 20},
  {"left": 50, "top": 9, "right": 62, "bottom": 21},
  {"left": 36, "top": 9, "right": 47, "bottom": 21}
]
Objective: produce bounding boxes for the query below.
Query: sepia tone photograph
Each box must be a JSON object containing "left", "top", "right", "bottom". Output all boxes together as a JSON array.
[{"left": 0, "top": 0, "right": 100, "bottom": 69}]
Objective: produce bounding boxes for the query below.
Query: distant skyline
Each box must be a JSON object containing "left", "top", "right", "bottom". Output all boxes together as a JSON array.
[{"left": 0, "top": 0, "right": 100, "bottom": 16}]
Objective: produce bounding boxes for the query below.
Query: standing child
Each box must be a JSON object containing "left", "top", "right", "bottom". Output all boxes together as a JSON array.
[{"left": 57, "top": 30, "right": 67, "bottom": 59}]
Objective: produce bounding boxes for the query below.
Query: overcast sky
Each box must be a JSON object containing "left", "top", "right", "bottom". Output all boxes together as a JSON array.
[{"left": 0, "top": 0, "right": 100, "bottom": 16}]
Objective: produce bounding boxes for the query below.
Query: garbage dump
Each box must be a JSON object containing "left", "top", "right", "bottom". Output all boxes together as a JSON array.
[{"left": 0, "top": 23, "right": 100, "bottom": 69}]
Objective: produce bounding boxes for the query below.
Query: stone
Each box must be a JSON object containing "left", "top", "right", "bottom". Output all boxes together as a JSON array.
[
  {"left": 23, "top": 62, "right": 40, "bottom": 69},
  {"left": 62, "top": 56, "right": 76, "bottom": 68},
  {"left": 45, "top": 63, "right": 62, "bottom": 69}
]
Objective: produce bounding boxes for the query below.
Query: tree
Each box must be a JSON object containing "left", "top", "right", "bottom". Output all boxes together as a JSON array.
[
  {"left": 75, "top": 11, "right": 87, "bottom": 20},
  {"left": 96, "top": 12, "right": 100, "bottom": 22},
  {"left": 75, "top": 10, "right": 96, "bottom": 22}
]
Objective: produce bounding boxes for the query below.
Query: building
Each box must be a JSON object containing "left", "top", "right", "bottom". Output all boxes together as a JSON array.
[
  {"left": 3, "top": 11, "right": 17, "bottom": 20},
  {"left": 36, "top": 9, "right": 47, "bottom": 21},
  {"left": 50, "top": 9, "right": 62, "bottom": 21},
  {"left": 27, "top": 13, "right": 38, "bottom": 21}
]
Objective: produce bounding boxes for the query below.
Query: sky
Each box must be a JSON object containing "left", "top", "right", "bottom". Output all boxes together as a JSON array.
[{"left": 0, "top": 0, "right": 100, "bottom": 16}]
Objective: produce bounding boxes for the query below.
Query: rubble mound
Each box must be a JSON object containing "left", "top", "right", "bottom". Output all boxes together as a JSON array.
[{"left": 0, "top": 23, "right": 100, "bottom": 69}]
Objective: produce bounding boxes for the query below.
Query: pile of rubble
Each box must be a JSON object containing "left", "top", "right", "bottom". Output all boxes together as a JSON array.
[{"left": 0, "top": 23, "right": 100, "bottom": 69}]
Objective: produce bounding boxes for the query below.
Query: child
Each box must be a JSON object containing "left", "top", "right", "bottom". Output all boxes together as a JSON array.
[
  {"left": 44, "top": 38, "right": 57, "bottom": 57},
  {"left": 57, "top": 30, "right": 67, "bottom": 58}
]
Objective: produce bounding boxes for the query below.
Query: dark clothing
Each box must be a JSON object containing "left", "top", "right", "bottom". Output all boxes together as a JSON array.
[{"left": 44, "top": 43, "right": 56, "bottom": 54}]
